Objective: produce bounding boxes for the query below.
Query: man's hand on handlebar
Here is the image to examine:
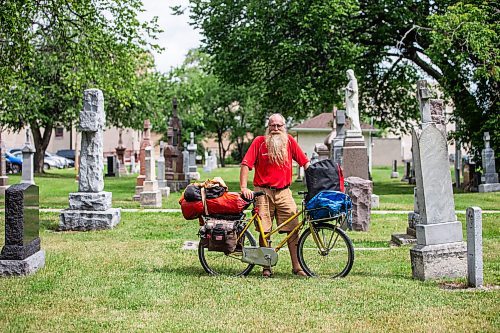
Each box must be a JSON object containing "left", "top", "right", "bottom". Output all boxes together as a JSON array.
[{"left": 241, "top": 188, "right": 254, "bottom": 200}]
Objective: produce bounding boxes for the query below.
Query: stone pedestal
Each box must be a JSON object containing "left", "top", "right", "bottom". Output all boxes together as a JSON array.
[
  {"left": 60, "top": 191, "right": 121, "bottom": 231},
  {"left": 343, "top": 132, "right": 369, "bottom": 180},
  {"left": 140, "top": 146, "right": 162, "bottom": 208},
  {"left": 0, "top": 250, "right": 46, "bottom": 277},
  {"left": 410, "top": 242, "right": 467, "bottom": 281},
  {"left": 346, "top": 177, "right": 372, "bottom": 231},
  {"left": 391, "top": 212, "right": 418, "bottom": 246},
  {"left": 478, "top": 183, "right": 500, "bottom": 192}
]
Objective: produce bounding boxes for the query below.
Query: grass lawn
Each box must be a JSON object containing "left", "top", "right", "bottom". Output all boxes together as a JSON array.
[
  {"left": 0, "top": 212, "right": 498, "bottom": 332},
  {"left": 0, "top": 165, "right": 498, "bottom": 331},
  {"left": 1, "top": 165, "right": 499, "bottom": 210}
]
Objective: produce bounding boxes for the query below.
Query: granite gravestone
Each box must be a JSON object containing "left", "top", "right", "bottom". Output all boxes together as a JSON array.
[
  {"left": 156, "top": 141, "right": 170, "bottom": 197},
  {"left": 105, "top": 155, "right": 117, "bottom": 177},
  {"left": 133, "top": 120, "right": 152, "bottom": 200},
  {"left": 466, "top": 207, "right": 483, "bottom": 288},
  {"left": 164, "top": 99, "right": 189, "bottom": 192},
  {"left": 0, "top": 183, "right": 45, "bottom": 276},
  {"left": 478, "top": 132, "right": 499, "bottom": 193},
  {"left": 345, "top": 177, "right": 372, "bottom": 231},
  {"left": 59, "top": 89, "right": 121, "bottom": 231},
  {"left": 409, "top": 80, "right": 466, "bottom": 281},
  {"left": 332, "top": 109, "right": 346, "bottom": 165},
  {"left": 115, "top": 130, "right": 128, "bottom": 176},
  {"left": 391, "top": 160, "right": 399, "bottom": 178},
  {"left": 0, "top": 131, "right": 9, "bottom": 195},
  {"left": 140, "top": 146, "right": 162, "bottom": 207},
  {"left": 401, "top": 160, "right": 411, "bottom": 182}
]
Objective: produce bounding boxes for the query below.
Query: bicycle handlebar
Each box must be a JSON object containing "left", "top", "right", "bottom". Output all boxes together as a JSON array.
[{"left": 241, "top": 191, "right": 266, "bottom": 202}]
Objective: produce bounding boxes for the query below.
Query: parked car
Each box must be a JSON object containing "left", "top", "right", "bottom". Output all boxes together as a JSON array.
[
  {"left": 12, "top": 151, "right": 55, "bottom": 170},
  {"left": 56, "top": 149, "right": 75, "bottom": 161},
  {"left": 45, "top": 152, "right": 68, "bottom": 168},
  {"left": 5, "top": 152, "right": 22, "bottom": 174}
]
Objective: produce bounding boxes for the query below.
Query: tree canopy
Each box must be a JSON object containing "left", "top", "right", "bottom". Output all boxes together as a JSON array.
[
  {"left": 0, "top": 0, "right": 163, "bottom": 172},
  {"left": 183, "top": 0, "right": 499, "bottom": 164}
]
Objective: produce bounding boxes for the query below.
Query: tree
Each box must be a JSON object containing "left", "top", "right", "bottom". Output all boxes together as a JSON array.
[
  {"left": 0, "top": 0, "right": 163, "bottom": 172},
  {"left": 183, "top": 0, "right": 499, "bottom": 164}
]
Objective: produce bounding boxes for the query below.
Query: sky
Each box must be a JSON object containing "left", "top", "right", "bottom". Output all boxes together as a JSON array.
[{"left": 138, "top": 0, "right": 202, "bottom": 73}]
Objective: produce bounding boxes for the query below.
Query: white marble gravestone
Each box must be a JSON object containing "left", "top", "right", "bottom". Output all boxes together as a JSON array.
[
  {"left": 157, "top": 141, "right": 170, "bottom": 197},
  {"left": 59, "top": 89, "right": 121, "bottom": 231},
  {"left": 409, "top": 80, "right": 466, "bottom": 281},
  {"left": 478, "top": 132, "right": 499, "bottom": 192},
  {"left": 140, "top": 146, "right": 162, "bottom": 208}
]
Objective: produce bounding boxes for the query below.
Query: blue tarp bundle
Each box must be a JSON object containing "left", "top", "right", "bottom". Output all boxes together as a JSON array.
[{"left": 305, "top": 190, "right": 352, "bottom": 221}]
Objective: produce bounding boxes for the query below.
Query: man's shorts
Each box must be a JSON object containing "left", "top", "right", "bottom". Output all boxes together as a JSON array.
[{"left": 254, "top": 186, "right": 298, "bottom": 233}]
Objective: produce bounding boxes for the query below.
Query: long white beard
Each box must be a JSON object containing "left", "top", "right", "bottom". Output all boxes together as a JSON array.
[{"left": 266, "top": 131, "right": 288, "bottom": 166}]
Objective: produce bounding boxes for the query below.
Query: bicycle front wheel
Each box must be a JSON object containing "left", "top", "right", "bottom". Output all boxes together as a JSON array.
[
  {"left": 198, "top": 229, "right": 256, "bottom": 277},
  {"left": 298, "top": 223, "right": 354, "bottom": 278}
]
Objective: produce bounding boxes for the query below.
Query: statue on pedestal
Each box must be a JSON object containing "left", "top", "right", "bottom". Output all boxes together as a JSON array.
[{"left": 345, "top": 69, "right": 360, "bottom": 134}]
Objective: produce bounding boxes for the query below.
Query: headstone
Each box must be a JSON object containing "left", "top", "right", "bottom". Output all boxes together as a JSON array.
[
  {"left": 157, "top": 141, "right": 170, "bottom": 197},
  {"left": 478, "top": 132, "right": 499, "bottom": 192},
  {"left": 370, "top": 194, "right": 379, "bottom": 209},
  {"left": 164, "top": 99, "right": 189, "bottom": 192},
  {"left": 390, "top": 160, "right": 399, "bottom": 178},
  {"left": 343, "top": 122, "right": 368, "bottom": 179},
  {"left": 140, "top": 146, "right": 162, "bottom": 207},
  {"left": 182, "top": 142, "right": 189, "bottom": 176},
  {"left": 0, "top": 131, "right": 9, "bottom": 195},
  {"left": 454, "top": 131, "right": 461, "bottom": 188},
  {"left": 391, "top": 187, "right": 419, "bottom": 246},
  {"left": 21, "top": 128, "right": 35, "bottom": 185},
  {"left": 314, "top": 143, "right": 330, "bottom": 161},
  {"left": 115, "top": 129, "right": 128, "bottom": 176},
  {"left": 332, "top": 109, "right": 346, "bottom": 165},
  {"left": 208, "top": 153, "right": 218, "bottom": 170},
  {"left": 401, "top": 160, "right": 411, "bottom": 182},
  {"left": 105, "top": 155, "right": 117, "bottom": 177},
  {"left": 203, "top": 151, "right": 212, "bottom": 172},
  {"left": 466, "top": 207, "right": 483, "bottom": 288},
  {"left": 133, "top": 120, "right": 152, "bottom": 200},
  {"left": 1, "top": 183, "right": 45, "bottom": 276},
  {"left": 59, "top": 89, "right": 121, "bottom": 231},
  {"left": 187, "top": 132, "right": 200, "bottom": 180},
  {"left": 409, "top": 80, "right": 466, "bottom": 281},
  {"left": 345, "top": 177, "right": 372, "bottom": 231}
]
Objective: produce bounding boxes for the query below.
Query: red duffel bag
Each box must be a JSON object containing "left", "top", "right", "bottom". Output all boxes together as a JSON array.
[{"left": 179, "top": 191, "right": 250, "bottom": 221}]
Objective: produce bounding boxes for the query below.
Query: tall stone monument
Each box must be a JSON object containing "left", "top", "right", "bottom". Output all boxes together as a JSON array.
[
  {"left": 478, "top": 132, "right": 499, "bottom": 192},
  {"left": 133, "top": 120, "right": 152, "bottom": 200},
  {"left": 0, "top": 131, "right": 9, "bottom": 195},
  {"left": 187, "top": 132, "right": 200, "bottom": 180},
  {"left": 0, "top": 183, "right": 45, "bottom": 276},
  {"left": 390, "top": 160, "right": 399, "bottom": 178},
  {"left": 157, "top": 141, "right": 170, "bottom": 197},
  {"left": 140, "top": 146, "right": 162, "bottom": 208},
  {"left": 342, "top": 70, "right": 369, "bottom": 179},
  {"left": 164, "top": 99, "right": 189, "bottom": 192},
  {"left": 59, "top": 89, "right": 121, "bottom": 231},
  {"left": 409, "top": 80, "right": 466, "bottom": 281},
  {"left": 21, "top": 128, "right": 35, "bottom": 185},
  {"left": 115, "top": 129, "right": 128, "bottom": 176}
]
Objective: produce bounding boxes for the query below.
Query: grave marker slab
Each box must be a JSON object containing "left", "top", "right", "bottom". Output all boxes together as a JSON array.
[{"left": 0, "top": 183, "right": 45, "bottom": 276}]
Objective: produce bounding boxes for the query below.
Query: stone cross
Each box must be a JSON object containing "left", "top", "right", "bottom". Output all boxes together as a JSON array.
[
  {"left": 21, "top": 128, "right": 35, "bottom": 185},
  {"left": 78, "top": 89, "right": 105, "bottom": 192},
  {"left": 416, "top": 80, "right": 431, "bottom": 124},
  {"left": 466, "top": 207, "right": 483, "bottom": 287}
]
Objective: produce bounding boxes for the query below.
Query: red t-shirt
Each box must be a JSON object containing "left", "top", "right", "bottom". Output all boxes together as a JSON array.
[{"left": 241, "top": 135, "right": 309, "bottom": 188}]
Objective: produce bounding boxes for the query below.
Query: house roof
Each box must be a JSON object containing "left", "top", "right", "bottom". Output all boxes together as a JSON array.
[{"left": 290, "top": 112, "right": 377, "bottom": 132}]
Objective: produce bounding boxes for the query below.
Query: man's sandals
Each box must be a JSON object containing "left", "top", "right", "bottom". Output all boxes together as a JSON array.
[
  {"left": 292, "top": 268, "right": 308, "bottom": 277},
  {"left": 262, "top": 267, "right": 308, "bottom": 277}
]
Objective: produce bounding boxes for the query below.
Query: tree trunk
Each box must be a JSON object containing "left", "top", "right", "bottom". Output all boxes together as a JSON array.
[
  {"left": 217, "top": 131, "right": 225, "bottom": 167},
  {"left": 30, "top": 122, "right": 53, "bottom": 173}
]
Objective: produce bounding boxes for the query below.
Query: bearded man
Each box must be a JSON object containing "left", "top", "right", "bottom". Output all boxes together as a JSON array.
[{"left": 240, "top": 113, "right": 310, "bottom": 277}]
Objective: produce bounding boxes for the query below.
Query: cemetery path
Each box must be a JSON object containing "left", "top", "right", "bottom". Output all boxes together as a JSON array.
[{"left": 14, "top": 208, "right": 500, "bottom": 214}]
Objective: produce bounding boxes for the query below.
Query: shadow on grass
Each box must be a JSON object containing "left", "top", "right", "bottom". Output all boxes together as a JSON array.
[
  {"left": 349, "top": 270, "right": 413, "bottom": 281},
  {"left": 373, "top": 180, "right": 414, "bottom": 195}
]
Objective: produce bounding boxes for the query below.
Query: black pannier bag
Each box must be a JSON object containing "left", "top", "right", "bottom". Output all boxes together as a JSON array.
[
  {"left": 305, "top": 159, "right": 345, "bottom": 202},
  {"left": 184, "top": 183, "right": 226, "bottom": 202},
  {"left": 199, "top": 215, "right": 244, "bottom": 254}
]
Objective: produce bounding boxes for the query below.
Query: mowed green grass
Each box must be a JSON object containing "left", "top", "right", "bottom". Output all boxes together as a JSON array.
[
  {"left": 0, "top": 212, "right": 498, "bottom": 332},
  {"left": 1, "top": 165, "right": 499, "bottom": 211}
]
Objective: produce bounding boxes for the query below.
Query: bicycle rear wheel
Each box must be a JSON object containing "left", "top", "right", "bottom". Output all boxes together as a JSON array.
[
  {"left": 297, "top": 223, "right": 354, "bottom": 278},
  {"left": 198, "top": 229, "right": 256, "bottom": 276}
]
